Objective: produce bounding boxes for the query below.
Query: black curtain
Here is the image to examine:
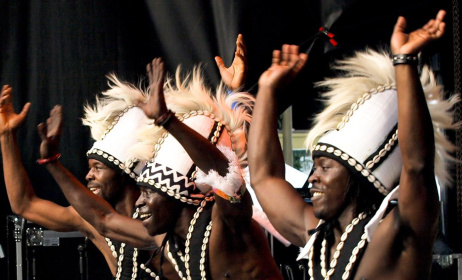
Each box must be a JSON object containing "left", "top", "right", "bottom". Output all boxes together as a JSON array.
[{"left": 0, "top": 0, "right": 457, "bottom": 278}]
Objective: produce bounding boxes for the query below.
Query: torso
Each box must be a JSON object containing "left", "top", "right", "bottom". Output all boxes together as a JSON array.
[
  {"left": 353, "top": 207, "right": 435, "bottom": 280},
  {"left": 151, "top": 200, "right": 283, "bottom": 280},
  {"left": 208, "top": 204, "right": 283, "bottom": 279},
  {"left": 305, "top": 206, "right": 436, "bottom": 280}
]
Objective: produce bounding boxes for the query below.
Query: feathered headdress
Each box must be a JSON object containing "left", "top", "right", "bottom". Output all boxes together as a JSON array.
[
  {"left": 305, "top": 49, "right": 460, "bottom": 195},
  {"left": 135, "top": 65, "right": 255, "bottom": 205},
  {"left": 82, "top": 75, "right": 153, "bottom": 179}
]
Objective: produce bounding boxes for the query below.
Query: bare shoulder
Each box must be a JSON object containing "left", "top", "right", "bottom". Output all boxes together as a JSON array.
[{"left": 354, "top": 207, "right": 434, "bottom": 279}]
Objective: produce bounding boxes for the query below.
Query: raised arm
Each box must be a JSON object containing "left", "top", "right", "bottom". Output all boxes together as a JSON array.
[
  {"left": 37, "top": 105, "right": 157, "bottom": 248},
  {"left": 392, "top": 10, "right": 446, "bottom": 237},
  {"left": 0, "top": 85, "right": 85, "bottom": 232},
  {"left": 139, "top": 58, "right": 254, "bottom": 222},
  {"left": 215, "top": 34, "right": 248, "bottom": 91},
  {"left": 248, "top": 45, "right": 317, "bottom": 247}
]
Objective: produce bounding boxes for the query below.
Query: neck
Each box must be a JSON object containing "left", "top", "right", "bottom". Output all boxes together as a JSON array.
[
  {"left": 172, "top": 206, "right": 196, "bottom": 242},
  {"left": 113, "top": 184, "right": 140, "bottom": 217},
  {"left": 332, "top": 203, "right": 357, "bottom": 241}
]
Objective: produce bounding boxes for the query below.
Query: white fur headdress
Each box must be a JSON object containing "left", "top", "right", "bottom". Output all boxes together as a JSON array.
[
  {"left": 82, "top": 75, "right": 153, "bottom": 179},
  {"left": 134, "top": 66, "right": 254, "bottom": 205},
  {"left": 305, "top": 49, "right": 460, "bottom": 195}
]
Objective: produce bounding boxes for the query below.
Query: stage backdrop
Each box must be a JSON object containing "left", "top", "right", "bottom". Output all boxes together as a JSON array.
[{"left": 0, "top": 0, "right": 459, "bottom": 277}]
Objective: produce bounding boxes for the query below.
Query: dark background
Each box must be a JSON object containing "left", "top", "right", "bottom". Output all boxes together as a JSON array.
[{"left": 1, "top": 0, "right": 461, "bottom": 278}]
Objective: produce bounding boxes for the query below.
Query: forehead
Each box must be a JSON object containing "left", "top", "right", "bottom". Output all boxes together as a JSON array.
[
  {"left": 313, "top": 156, "right": 341, "bottom": 166},
  {"left": 88, "top": 158, "right": 109, "bottom": 167}
]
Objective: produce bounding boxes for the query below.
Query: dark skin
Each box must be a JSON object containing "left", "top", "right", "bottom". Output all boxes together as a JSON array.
[
  {"left": 34, "top": 99, "right": 178, "bottom": 279},
  {"left": 0, "top": 87, "right": 140, "bottom": 276},
  {"left": 248, "top": 10, "right": 446, "bottom": 280},
  {"left": 135, "top": 57, "right": 283, "bottom": 279},
  {"left": 36, "top": 34, "right": 279, "bottom": 279}
]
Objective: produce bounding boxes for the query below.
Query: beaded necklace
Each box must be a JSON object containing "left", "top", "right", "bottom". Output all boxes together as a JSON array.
[
  {"left": 166, "top": 199, "right": 213, "bottom": 280},
  {"left": 308, "top": 212, "right": 367, "bottom": 280},
  {"left": 139, "top": 262, "right": 160, "bottom": 279},
  {"left": 105, "top": 209, "right": 140, "bottom": 280}
]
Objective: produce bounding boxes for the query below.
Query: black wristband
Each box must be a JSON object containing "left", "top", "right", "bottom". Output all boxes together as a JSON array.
[{"left": 392, "top": 54, "right": 418, "bottom": 66}]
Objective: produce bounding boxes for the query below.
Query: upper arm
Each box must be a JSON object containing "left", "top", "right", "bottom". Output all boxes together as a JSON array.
[
  {"left": 252, "top": 177, "right": 317, "bottom": 247},
  {"left": 397, "top": 168, "right": 439, "bottom": 238}
]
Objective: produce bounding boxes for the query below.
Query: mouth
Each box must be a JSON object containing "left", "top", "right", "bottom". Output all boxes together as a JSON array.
[
  {"left": 311, "top": 191, "right": 324, "bottom": 197},
  {"left": 88, "top": 186, "right": 101, "bottom": 195},
  {"left": 138, "top": 213, "right": 152, "bottom": 221}
]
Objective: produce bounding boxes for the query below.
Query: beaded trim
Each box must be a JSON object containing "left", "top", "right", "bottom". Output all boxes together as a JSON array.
[
  {"left": 166, "top": 199, "right": 212, "bottom": 280},
  {"left": 87, "top": 147, "right": 138, "bottom": 179},
  {"left": 106, "top": 209, "right": 140, "bottom": 280},
  {"left": 308, "top": 213, "right": 367, "bottom": 280},
  {"left": 364, "top": 129, "right": 398, "bottom": 171},
  {"left": 336, "top": 84, "right": 395, "bottom": 130},
  {"left": 150, "top": 110, "right": 235, "bottom": 161},
  {"left": 313, "top": 144, "right": 389, "bottom": 196},
  {"left": 137, "top": 110, "right": 232, "bottom": 205},
  {"left": 87, "top": 106, "right": 139, "bottom": 179}
]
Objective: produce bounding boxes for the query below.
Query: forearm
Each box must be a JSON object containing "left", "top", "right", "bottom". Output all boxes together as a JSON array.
[
  {"left": 248, "top": 85, "right": 285, "bottom": 187},
  {"left": 44, "top": 161, "right": 115, "bottom": 230},
  {"left": 1, "top": 132, "right": 37, "bottom": 214},
  {"left": 163, "top": 116, "right": 229, "bottom": 176},
  {"left": 395, "top": 64, "right": 435, "bottom": 171},
  {"left": 395, "top": 63, "right": 439, "bottom": 232}
]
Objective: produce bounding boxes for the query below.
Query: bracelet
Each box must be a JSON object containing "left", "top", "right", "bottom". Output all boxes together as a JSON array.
[
  {"left": 37, "top": 153, "right": 61, "bottom": 165},
  {"left": 392, "top": 54, "right": 418, "bottom": 66},
  {"left": 212, "top": 186, "right": 245, "bottom": 203},
  {"left": 154, "top": 110, "right": 175, "bottom": 127}
]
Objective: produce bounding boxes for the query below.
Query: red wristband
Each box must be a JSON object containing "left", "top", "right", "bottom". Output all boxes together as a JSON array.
[{"left": 37, "top": 153, "right": 61, "bottom": 165}]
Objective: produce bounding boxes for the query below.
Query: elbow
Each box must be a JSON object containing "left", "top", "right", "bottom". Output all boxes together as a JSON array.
[
  {"left": 10, "top": 206, "right": 24, "bottom": 216},
  {"left": 93, "top": 214, "right": 112, "bottom": 236},
  {"left": 402, "top": 156, "right": 434, "bottom": 176},
  {"left": 10, "top": 203, "right": 28, "bottom": 217}
]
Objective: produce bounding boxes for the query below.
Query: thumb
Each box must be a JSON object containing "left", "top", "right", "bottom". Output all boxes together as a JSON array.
[{"left": 37, "top": 123, "right": 47, "bottom": 141}]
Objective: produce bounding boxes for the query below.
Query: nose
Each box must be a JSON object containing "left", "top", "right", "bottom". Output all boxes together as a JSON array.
[
  {"left": 308, "top": 170, "right": 318, "bottom": 184},
  {"left": 135, "top": 194, "right": 145, "bottom": 209},
  {"left": 85, "top": 168, "right": 94, "bottom": 182}
]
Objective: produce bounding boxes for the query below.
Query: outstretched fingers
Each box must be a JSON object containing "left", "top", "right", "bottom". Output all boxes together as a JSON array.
[
  {"left": 423, "top": 10, "right": 446, "bottom": 37},
  {"left": 139, "top": 57, "right": 167, "bottom": 120},
  {"left": 47, "top": 105, "right": 63, "bottom": 138}
]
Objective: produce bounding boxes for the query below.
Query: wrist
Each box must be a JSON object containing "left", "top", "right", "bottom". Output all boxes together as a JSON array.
[
  {"left": 392, "top": 54, "right": 418, "bottom": 66},
  {"left": 154, "top": 110, "right": 175, "bottom": 127},
  {"left": 37, "top": 153, "right": 61, "bottom": 165}
]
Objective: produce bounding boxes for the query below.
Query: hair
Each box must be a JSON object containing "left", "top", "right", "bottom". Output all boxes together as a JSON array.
[{"left": 345, "top": 173, "right": 385, "bottom": 217}]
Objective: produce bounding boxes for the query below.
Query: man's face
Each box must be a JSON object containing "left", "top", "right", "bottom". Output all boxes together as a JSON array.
[
  {"left": 308, "top": 156, "right": 350, "bottom": 220},
  {"left": 86, "top": 159, "right": 123, "bottom": 203},
  {"left": 135, "top": 187, "right": 181, "bottom": 236}
]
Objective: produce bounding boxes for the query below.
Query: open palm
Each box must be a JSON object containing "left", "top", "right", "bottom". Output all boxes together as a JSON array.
[{"left": 0, "top": 85, "right": 31, "bottom": 135}]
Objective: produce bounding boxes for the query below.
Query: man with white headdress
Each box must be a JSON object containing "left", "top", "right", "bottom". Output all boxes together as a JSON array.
[
  {"left": 34, "top": 33, "right": 283, "bottom": 278},
  {"left": 0, "top": 86, "right": 157, "bottom": 279},
  {"left": 248, "top": 10, "right": 459, "bottom": 279}
]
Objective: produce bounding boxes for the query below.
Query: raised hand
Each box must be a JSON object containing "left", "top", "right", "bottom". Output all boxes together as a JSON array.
[
  {"left": 138, "top": 57, "right": 168, "bottom": 120},
  {"left": 37, "top": 105, "right": 63, "bottom": 159},
  {"left": 0, "top": 85, "right": 31, "bottom": 135},
  {"left": 215, "top": 34, "right": 248, "bottom": 91},
  {"left": 391, "top": 10, "right": 446, "bottom": 55},
  {"left": 258, "top": 44, "right": 308, "bottom": 92}
]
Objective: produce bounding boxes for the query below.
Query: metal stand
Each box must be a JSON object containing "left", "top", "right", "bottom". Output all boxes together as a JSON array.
[
  {"left": 433, "top": 254, "right": 462, "bottom": 279},
  {"left": 12, "top": 216, "right": 25, "bottom": 280}
]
